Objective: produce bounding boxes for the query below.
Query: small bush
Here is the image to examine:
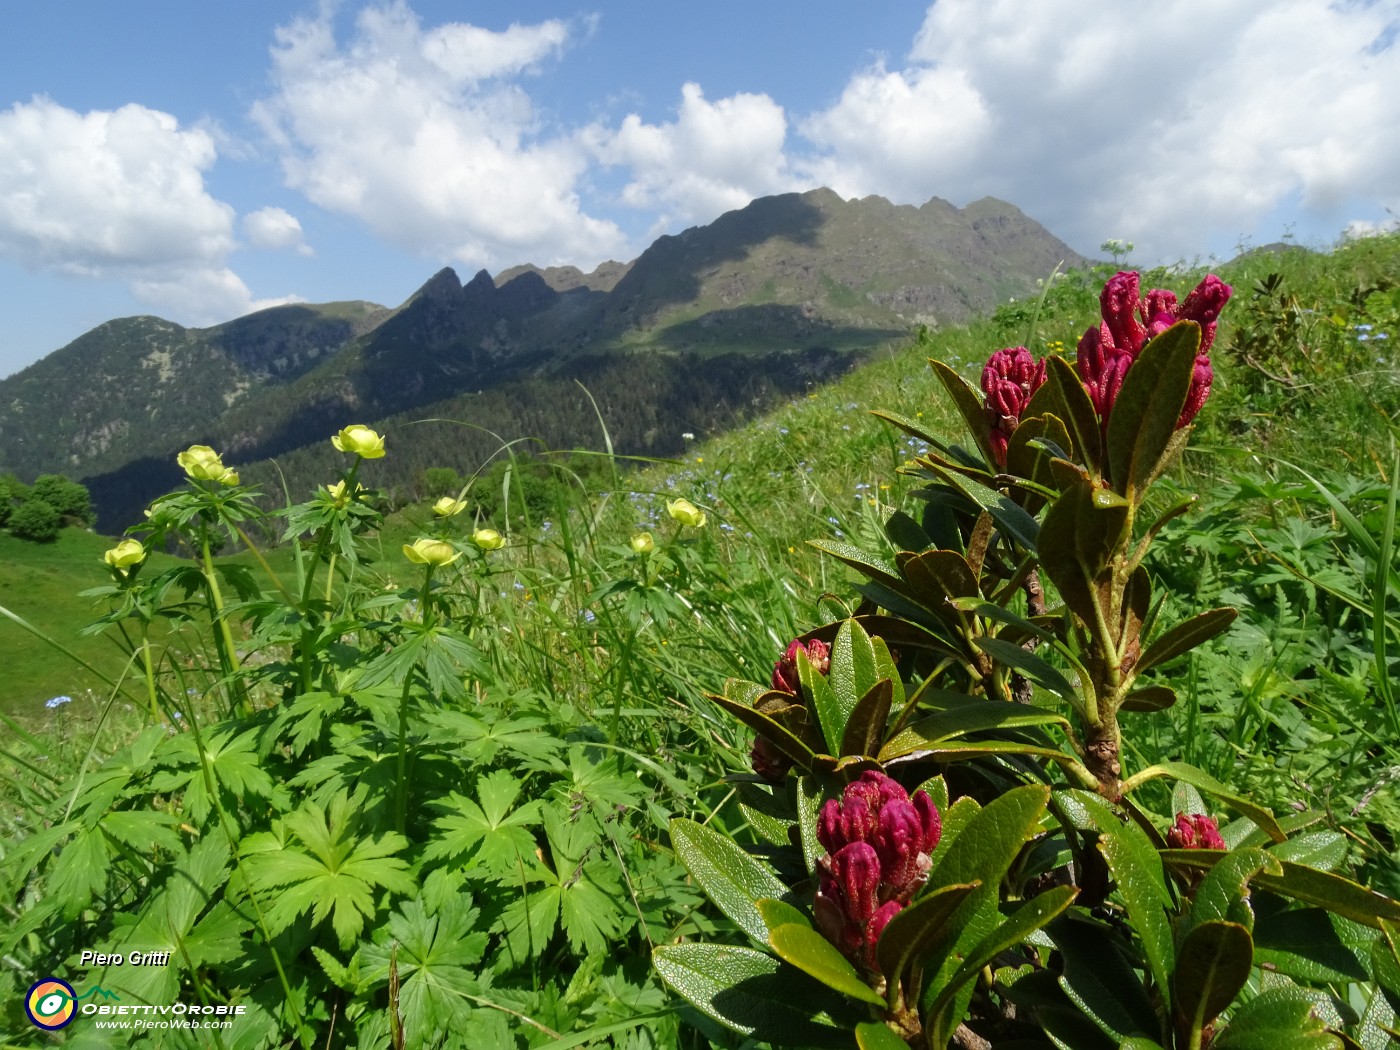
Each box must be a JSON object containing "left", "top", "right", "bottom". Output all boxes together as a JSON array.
[{"left": 8, "top": 498, "right": 60, "bottom": 542}]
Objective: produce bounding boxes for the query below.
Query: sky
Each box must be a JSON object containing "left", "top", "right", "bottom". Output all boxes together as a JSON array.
[{"left": 1, "top": 1, "right": 1397, "bottom": 379}]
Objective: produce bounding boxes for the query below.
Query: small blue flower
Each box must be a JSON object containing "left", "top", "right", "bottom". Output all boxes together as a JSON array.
[
  {"left": 46, "top": 695, "right": 73, "bottom": 709},
  {"left": 579, "top": 609, "right": 597, "bottom": 623}
]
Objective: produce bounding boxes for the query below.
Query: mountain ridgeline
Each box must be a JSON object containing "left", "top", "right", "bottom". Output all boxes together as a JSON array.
[{"left": 0, "top": 189, "right": 1085, "bottom": 530}]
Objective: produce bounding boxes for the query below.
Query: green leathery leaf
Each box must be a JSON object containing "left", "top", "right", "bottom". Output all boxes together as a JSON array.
[
  {"left": 840, "top": 678, "right": 893, "bottom": 758},
  {"left": 1372, "top": 920, "right": 1400, "bottom": 1013},
  {"left": 829, "top": 619, "right": 879, "bottom": 738},
  {"left": 795, "top": 775, "right": 824, "bottom": 877},
  {"left": 668, "top": 818, "right": 790, "bottom": 945},
  {"left": 766, "top": 922, "right": 886, "bottom": 1006},
  {"left": 931, "top": 358, "right": 1000, "bottom": 466},
  {"left": 871, "top": 635, "right": 904, "bottom": 713},
  {"left": 1174, "top": 920, "right": 1255, "bottom": 1039},
  {"left": 1210, "top": 985, "right": 1344, "bottom": 1049},
  {"left": 1252, "top": 903, "right": 1373, "bottom": 983},
  {"left": 1135, "top": 607, "right": 1238, "bottom": 675},
  {"left": 1038, "top": 478, "right": 1130, "bottom": 629},
  {"left": 1074, "top": 790, "right": 1176, "bottom": 1006},
  {"left": 707, "top": 691, "right": 823, "bottom": 770},
  {"left": 1120, "top": 685, "right": 1177, "bottom": 712},
  {"left": 756, "top": 897, "right": 810, "bottom": 931},
  {"left": 807, "top": 539, "right": 905, "bottom": 590},
  {"left": 883, "top": 506, "right": 934, "bottom": 553},
  {"left": 971, "top": 635, "right": 1081, "bottom": 705},
  {"left": 1181, "top": 847, "right": 1281, "bottom": 941},
  {"left": 928, "top": 466, "right": 1041, "bottom": 551},
  {"left": 925, "top": 886, "right": 1078, "bottom": 1046},
  {"left": 1106, "top": 320, "right": 1201, "bottom": 501},
  {"left": 799, "top": 646, "right": 847, "bottom": 757},
  {"left": 1048, "top": 914, "right": 1160, "bottom": 1040},
  {"left": 1269, "top": 830, "right": 1349, "bottom": 872},
  {"left": 1123, "top": 761, "right": 1285, "bottom": 842},
  {"left": 874, "top": 880, "right": 980, "bottom": 995},
  {"left": 1007, "top": 412, "right": 1073, "bottom": 493},
  {"left": 1161, "top": 853, "right": 1400, "bottom": 929},
  {"left": 878, "top": 702, "right": 1068, "bottom": 761},
  {"left": 1033, "top": 354, "right": 1104, "bottom": 472},
  {"left": 651, "top": 943, "right": 854, "bottom": 1045},
  {"left": 855, "top": 1021, "right": 910, "bottom": 1050}
]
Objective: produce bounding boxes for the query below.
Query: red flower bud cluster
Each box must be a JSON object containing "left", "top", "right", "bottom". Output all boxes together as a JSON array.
[
  {"left": 1076, "top": 271, "right": 1232, "bottom": 430},
  {"left": 750, "top": 639, "right": 832, "bottom": 781},
  {"left": 980, "top": 346, "right": 1047, "bottom": 466},
  {"left": 1166, "top": 812, "right": 1226, "bottom": 850},
  {"left": 813, "top": 770, "right": 942, "bottom": 970}
]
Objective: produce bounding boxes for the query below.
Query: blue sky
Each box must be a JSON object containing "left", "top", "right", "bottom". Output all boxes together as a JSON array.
[{"left": 1, "top": 0, "right": 1397, "bottom": 378}]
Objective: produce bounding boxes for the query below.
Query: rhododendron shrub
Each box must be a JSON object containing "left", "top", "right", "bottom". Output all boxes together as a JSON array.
[{"left": 654, "top": 271, "right": 1400, "bottom": 1048}]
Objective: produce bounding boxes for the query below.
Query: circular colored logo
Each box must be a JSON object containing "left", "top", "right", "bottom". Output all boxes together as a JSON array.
[{"left": 26, "top": 978, "right": 77, "bottom": 1030}]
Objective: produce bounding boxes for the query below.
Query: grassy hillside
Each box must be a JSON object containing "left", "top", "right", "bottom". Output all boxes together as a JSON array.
[{"left": 2, "top": 231, "right": 1398, "bottom": 1047}]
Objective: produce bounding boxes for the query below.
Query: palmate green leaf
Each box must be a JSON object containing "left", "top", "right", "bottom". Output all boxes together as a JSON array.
[
  {"left": 359, "top": 896, "right": 489, "bottom": 1037},
  {"left": 537, "top": 805, "right": 626, "bottom": 956},
  {"left": 47, "top": 825, "right": 111, "bottom": 918},
  {"left": 651, "top": 943, "right": 855, "bottom": 1046},
  {"left": 1106, "top": 320, "right": 1200, "bottom": 502},
  {"left": 424, "top": 771, "right": 544, "bottom": 873},
  {"left": 420, "top": 709, "right": 563, "bottom": 766},
  {"left": 99, "top": 809, "right": 185, "bottom": 854},
  {"left": 243, "top": 791, "right": 414, "bottom": 948},
  {"left": 497, "top": 884, "right": 562, "bottom": 965},
  {"left": 1174, "top": 920, "right": 1254, "bottom": 1041},
  {"left": 556, "top": 744, "right": 649, "bottom": 816},
  {"left": 1210, "top": 985, "right": 1344, "bottom": 1050},
  {"left": 669, "top": 818, "right": 789, "bottom": 945},
  {"left": 150, "top": 726, "right": 281, "bottom": 824}
]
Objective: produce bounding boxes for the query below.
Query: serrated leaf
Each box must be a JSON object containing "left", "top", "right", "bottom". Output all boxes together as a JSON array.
[
  {"left": 423, "top": 777, "right": 543, "bottom": 873},
  {"left": 1135, "top": 607, "right": 1238, "bottom": 675},
  {"left": 1106, "top": 320, "right": 1200, "bottom": 501},
  {"left": 1174, "top": 921, "right": 1254, "bottom": 1041},
  {"left": 652, "top": 943, "right": 854, "bottom": 1045},
  {"left": 669, "top": 818, "right": 790, "bottom": 945}
]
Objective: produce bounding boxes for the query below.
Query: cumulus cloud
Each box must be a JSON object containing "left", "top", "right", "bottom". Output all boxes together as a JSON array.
[
  {"left": 799, "top": 0, "right": 1400, "bottom": 261},
  {"left": 0, "top": 97, "right": 235, "bottom": 274},
  {"left": 0, "top": 96, "right": 298, "bottom": 324},
  {"left": 585, "top": 82, "right": 800, "bottom": 234},
  {"left": 243, "top": 206, "right": 312, "bottom": 254},
  {"left": 251, "top": 2, "right": 626, "bottom": 269}
]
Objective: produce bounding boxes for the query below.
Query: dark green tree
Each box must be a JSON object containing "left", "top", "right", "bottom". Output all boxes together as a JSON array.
[
  {"left": 31, "top": 474, "right": 93, "bottom": 524},
  {"left": 9, "top": 498, "right": 61, "bottom": 542}
]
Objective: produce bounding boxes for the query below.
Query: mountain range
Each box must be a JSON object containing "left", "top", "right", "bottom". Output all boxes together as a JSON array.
[{"left": 0, "top": 188, "right": 1086, "bottom": 529}]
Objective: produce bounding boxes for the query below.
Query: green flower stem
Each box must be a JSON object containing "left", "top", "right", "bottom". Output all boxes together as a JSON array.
[
  {"left": 139, "top": 624, "right": 160, "bottom": 724},
  {"left": 395, "top": 563, "right": 436, "bottom": 835},
  {"left": 232, "top": 523, "right": 295, "bottom": 605},
  {"left": 200, "top": 528, "right": 247, "bottom": 718}
]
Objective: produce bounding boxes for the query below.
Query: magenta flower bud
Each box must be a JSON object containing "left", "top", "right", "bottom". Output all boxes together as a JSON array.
[
  {"left": 981, "top": 346, "right": 1047, "bottom": 466},
  {"left": 771, "top": 638, "right": 831, "bottom": 693},
  {"left": 873, "top": 799, "right": 927, "bottom": 895},
  {"left": 750, "top": 735, "right": 792, "bottom": 783},
  {"left": 829, "top": 841, "right": 882, "bottom": 923},
  {"left": 864, "top": 900, "right": 904, "bottom": 968},
  {"left": 1178, "top": 353, "right": 1213, "bottom": 427},
  {"left": 912, "top": 790, "right": 942, "bottom": 854},
  {"left": 1167, "top": 812, "right": 1226, "bottom": 850},
  {"left": 1100, "top": 271, "right": 1147, "bottom": 356},
  {"left": 1077, "top": 323, "right": 1133, "bottom": 424},
  {"left": 1177, "top": 274, "right": 1233, "bottom": 355}
]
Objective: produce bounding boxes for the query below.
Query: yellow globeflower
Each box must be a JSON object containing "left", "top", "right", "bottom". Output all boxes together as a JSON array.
[
  {"left": 402, "top": 538, "right": 461, "bottom": 566},
  {"left": 324, "top": 480, "right": 362, "bottom": 508},
  {"left": 177, "top": 445, "right": 239, "bottom": 485},
  {"left": 630, "top": 532, "right": 654, "bottom": 554},
  {"left": 433, "top": 496, "right": 468, "bottom": 517},
  {"left": 331, "top": 425, "right": 386, "bottom": 459},
  {"left": 472, "top": 528, "right": 505, "bottom": 551},
  {"left": 666, "top": 498, "right": 706, "bottom": 528},
  {"left": 103, "top": 538, "right": 146, "bottom": 572}
]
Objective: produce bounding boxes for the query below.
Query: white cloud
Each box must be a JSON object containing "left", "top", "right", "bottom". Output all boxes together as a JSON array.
[
  {"left": 0, "top": 96, "right": 299, "bottom": 325},
  {"left": 251, "top": 2, "right": 626, "bottom": 269},
  {"left": 586, "top": 82, "right": 799, "bottom": 233},
  {"left": 0, "top": 97, "right": 235, "bottom": 274},
  {"left": 798, "top": 0, "right": 1400, "bottom": 261},
  {"left": 243, "top": 206, "right": 312, "bottom": 254},
  {"left": 131, "top": 268, "right": 304, "bottom": 326}
]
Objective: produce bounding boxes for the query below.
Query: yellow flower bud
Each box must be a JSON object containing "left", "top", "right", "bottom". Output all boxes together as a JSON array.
[
  {"left": 331, "top": 424, "right": 386, "bottom": 459},
  {"left": 630, "top": 532, "right": 654, "bottom": 554},
  {"left": 402, "top": 538, "right": 461, "bottom": 566},
  {"left": 103, "top": 538, "right": 146, "bottom": 571},
  {"left": 666, "top": 498, "right": 706, "bottom": 528},
  {"left": 472, "top": 528, "right": 505, "bottom": 551},
  {"left": 177, "top": 445, "right": 239, "bottom": 485},
  {"left": 324, "top": 480, "right": 362, "bottom": 508},
  {"left": 433, "top": 496, "right": 467, "bottom": 517}
]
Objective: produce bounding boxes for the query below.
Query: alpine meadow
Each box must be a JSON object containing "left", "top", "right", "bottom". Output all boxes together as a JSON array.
[{"left": 2, "top": 207, "right": 1400, "bottom": 1048}]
